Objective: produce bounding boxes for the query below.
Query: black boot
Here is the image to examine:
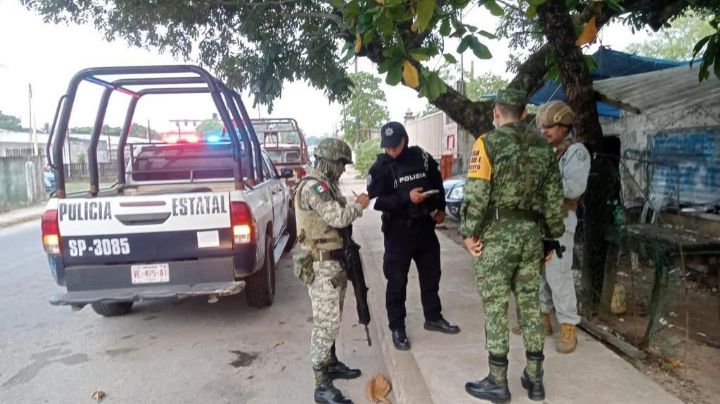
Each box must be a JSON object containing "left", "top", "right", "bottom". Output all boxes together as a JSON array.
[
  {"left": 391, "top": 329, "right": 411, "bottom": 350},
  {"left": 313, "top": 364, "right": 353, "bottom": 404},
  {"left": 465, "top": 354, "right": 511, "bottom": 403},
  {"left": 521, "top": 351, "right": 545, "bottom": 401},
  {"left": 327, "top": 344, "right": 361, "bottom": 380}
]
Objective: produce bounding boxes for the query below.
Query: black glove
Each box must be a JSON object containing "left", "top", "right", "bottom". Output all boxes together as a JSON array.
[{"left": 543, "top": 239, "right": 565, "bottom": 259}]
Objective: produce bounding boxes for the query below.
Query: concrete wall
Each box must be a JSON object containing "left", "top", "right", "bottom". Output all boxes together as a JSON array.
[
  {"left": 403, "top": 111, "right": 476, "bottom": 176},
  {"left": 0, "top": 156, "right": 45, "bottom": 212}
]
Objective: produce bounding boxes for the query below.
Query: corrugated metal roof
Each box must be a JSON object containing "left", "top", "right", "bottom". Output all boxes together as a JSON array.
[{"left": 593, "top": 65, "right": 720, "bottom": 119}]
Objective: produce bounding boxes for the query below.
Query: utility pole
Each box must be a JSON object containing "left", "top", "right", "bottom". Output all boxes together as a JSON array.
[
  {"left": 354, "top": 58, "right": 360, "bottom": 147},
  {"left": 28, "top": 83, "right": 38, "bottom": 155}
]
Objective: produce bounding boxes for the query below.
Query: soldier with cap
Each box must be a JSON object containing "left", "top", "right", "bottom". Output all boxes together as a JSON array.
[
  {"left": 536, "top": 100, "right": 590, "bottom": 353},
  {"left": 367, "top": 121, "right": 460, "bottom": 352},
  {"left": 461, "top": 88, "right": 565, "bottom": 402},
  {"left": 294, "top": 137, "right": 370, "bottom": 404}
]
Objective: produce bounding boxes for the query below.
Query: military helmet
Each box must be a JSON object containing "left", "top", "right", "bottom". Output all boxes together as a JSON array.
[
  {"left": 314, "top": 138, "right": 353, "bottom": 164},
  {"left": 537, "top": 100, "right": 575, "bottom": 127}
]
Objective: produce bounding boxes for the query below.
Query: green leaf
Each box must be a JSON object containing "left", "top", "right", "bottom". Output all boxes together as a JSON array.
[
  {"left": 469, "top": 37, "right": 492, "bottom": 59},
  {"left": 411, "top": 51, "right": 431, "bottom": 61},
  {"left": 363, "top": 30, "right": 375, "bottom": 46},
  {"left": 440, "top": 18, "right": 451, "bottom": 36},
  {"left": 604, "top": 0, "right": 624, "bottom": 12},
  {"left": 386, "top": 63, "right": 403, "bottom": 86},
  {"left": 450, "top": 16, "right": 466, "bottom": 37},
  {"left": 584, "top": 54, "right": 598, "bottom": 72},
  {"left": 443, "top": 53, "right": 458, "bottom": 63},
  {"left": 378, "top": 58, "right": 396, "bottom": 74},
  {"left": 483, "top": 0, "right": 503, "bottom": 17},
  {"left": 457, "top": 36, "right": 472, "bottom": 53},
  {"left": 478, "top": 30, "right": 497, "bottom": 39},
  {"left": 339, "top": 46, "right": 354, "bottom": 63},
  {"left": 545, "top": 63, "right": 561, "bottom": 81},
  {"left": 410, "top": 46, "right": 438, "bottom": 61},
  {"left": 692, "top": 35, "right": 712, "bottom": 59},
  {"left": 565, "top": 0, "right": 579, "bottom": 9},
  {"left": 427, "top": 73, "right": 446, "bottom": 101},
  {"left": 528, "top": 0, "right": 547, "bottom": 5},
  {"left": 416, "top": 0, "right": 436, "bottom": 33},
  {"left": 526, "top": 5, "right": 537, "bottom": 19}
]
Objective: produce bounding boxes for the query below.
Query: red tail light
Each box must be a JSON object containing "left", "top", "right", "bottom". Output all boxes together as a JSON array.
[
  {"left": 294, "top": 167, "right": 306, "bottom": 178},
  {"left": 41, "top": 209, "right": 61, "bottom": 255},
  {"left": 230, "top": 201, "right": 254, "bottom": 244}
]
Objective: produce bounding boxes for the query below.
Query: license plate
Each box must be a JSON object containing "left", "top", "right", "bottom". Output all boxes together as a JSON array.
[{"left": 131, "top": 263, "right": 170, "bottom": 284}]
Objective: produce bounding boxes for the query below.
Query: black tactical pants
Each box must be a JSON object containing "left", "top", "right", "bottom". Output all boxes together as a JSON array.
[{"left": 383, "top": 218, "right": 442, "bottom": 331}]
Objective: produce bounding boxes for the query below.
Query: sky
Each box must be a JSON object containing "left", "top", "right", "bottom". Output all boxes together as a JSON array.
[{"left": 0, "top": 1, "right": 645, "bottom": 138}]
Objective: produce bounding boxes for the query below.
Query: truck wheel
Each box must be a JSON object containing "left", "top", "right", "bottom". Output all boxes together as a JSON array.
[
  {"left": 90, "top": 301, "right": 134, "bottom": 317},
  {"left": 246, "top": 235, "right": 276, "bottom": 307},
  {"left": 284, "top": 208, "right": 297, "bottom": 252}
]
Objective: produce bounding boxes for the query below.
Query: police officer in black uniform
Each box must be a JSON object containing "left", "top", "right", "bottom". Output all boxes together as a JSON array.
[{"left": 367, "top": 121, "right": 460, "bottom": 351}]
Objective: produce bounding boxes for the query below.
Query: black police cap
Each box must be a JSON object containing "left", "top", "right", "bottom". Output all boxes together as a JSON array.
[{"left": 380, "top": 121, "right": 408, "bottom": 148}]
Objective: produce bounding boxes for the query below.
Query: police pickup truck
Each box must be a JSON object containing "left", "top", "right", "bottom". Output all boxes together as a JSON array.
[{"left": 41, "top": 66, "right": 296, "bottom": 316}]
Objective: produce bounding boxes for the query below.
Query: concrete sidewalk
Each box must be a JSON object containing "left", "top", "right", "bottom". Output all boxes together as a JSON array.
[
  {"left": 0, "top": 205, "right": 44, "bottom": 228},
  {"left": 340, "top": 173, "right": 681, "bottom": 404}
]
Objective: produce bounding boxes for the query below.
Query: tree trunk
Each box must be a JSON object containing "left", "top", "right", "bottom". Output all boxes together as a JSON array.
[{"left": 537, "top": 0, "right": 603, "bottom": 147}]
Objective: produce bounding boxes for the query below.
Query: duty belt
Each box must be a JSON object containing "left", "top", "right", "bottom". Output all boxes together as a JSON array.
[
  {"left": 311, "top": 249, "right": 344, "bottom": 262},
  {"left": 493, "top": 207, "right": 538, "bottom": 222}
]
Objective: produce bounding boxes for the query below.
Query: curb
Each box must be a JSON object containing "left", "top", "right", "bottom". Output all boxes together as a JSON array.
[
  {"left": 0, "top": 213, "right": 43, "bottom": 229},
  {"left": 355, "top": 213, "right": 434, "bottom": 404}
]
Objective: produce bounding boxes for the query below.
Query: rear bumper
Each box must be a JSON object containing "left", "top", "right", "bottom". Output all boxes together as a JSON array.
[
  {"left": 52, "top": 256, "right": 246, "bottom": 305},
  {"left": 50, "top": 281, "right": 245, "bottom": 306}
]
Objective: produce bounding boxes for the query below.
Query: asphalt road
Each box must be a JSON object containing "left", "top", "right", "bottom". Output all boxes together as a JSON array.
[{"left": 0, "top": 220, "right": 388, "bottom": 403}]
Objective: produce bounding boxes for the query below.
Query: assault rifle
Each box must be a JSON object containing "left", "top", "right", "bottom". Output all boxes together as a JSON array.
[{"left": 340, "top": 226, "right": 372, "bottom": 346}]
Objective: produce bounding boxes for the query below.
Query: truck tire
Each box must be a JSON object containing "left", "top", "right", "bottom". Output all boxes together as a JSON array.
[
  {"left": 91, "top": 301, "right": 134, "bottom": 317},
  {"left": 284, "top": 208, "right": 297, "bottom": 252},
  {"left": 246, "top": 235, "right": 276, "bottom": 307}
]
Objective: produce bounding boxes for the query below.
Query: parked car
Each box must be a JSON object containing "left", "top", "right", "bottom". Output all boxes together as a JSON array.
[{"left": 443, "top": 175, "right": 465, "bottom": 220}]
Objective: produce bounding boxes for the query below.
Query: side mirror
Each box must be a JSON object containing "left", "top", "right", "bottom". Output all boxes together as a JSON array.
[{"left": 280, "top": 168, "right": 294, "bottom": 179}]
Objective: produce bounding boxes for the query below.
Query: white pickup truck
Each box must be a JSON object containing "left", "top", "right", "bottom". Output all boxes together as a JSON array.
[{"left": 41, "top": 65, "right": 296, "bottom": 316}]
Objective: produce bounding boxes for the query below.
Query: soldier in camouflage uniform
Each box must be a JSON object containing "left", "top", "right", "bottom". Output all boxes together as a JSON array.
[
  {"left": 294, "top": 138, "right": 370, "bottom": 404},
  {"left": 460, "top": 88, "right": 565, "bottom": 402}
]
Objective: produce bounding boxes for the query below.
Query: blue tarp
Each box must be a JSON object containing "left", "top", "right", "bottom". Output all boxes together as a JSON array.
[{"left": 527, "top": 47, "right": 688, "bottom": 118}]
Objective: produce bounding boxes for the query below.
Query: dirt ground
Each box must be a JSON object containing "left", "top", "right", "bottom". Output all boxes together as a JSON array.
[{"left": 437, "top": 219, "right": 720, "bottom": 404}]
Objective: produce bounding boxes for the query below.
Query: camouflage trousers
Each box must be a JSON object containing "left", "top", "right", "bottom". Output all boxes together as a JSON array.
[
  {"left": 308, "top": 259, "right": 347, "bottom": 365},
  {"left": 474, "top": 221, "right": 545, "bottom": 356}
]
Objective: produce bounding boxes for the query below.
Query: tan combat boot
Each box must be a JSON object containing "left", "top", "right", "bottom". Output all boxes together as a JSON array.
[
  {"left": 542, "top": 313, "right": 553, "bottom": 336},
  {"left": 557, "top": 323, "right": 578, "bottom": 353}
]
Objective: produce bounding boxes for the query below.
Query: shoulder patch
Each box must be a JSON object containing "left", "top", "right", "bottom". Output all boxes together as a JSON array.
[
  {"left": 467, "top": 135, "right": 492, "bottom": 181},
  {"left": 313, "top": 183, "right": 329, "bottom": 194},
  {"left": 576, "top": 147, "right": 589, "bottom": 162}
]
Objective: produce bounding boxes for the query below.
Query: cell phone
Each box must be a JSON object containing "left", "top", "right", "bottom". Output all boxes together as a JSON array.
[{"left": 421, "top": 189, "right": 440, "bottom": 197}]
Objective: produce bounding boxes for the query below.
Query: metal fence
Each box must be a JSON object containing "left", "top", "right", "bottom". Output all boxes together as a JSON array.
[{"left": 574, "top": 149, "right": 720, "bottom": 371}]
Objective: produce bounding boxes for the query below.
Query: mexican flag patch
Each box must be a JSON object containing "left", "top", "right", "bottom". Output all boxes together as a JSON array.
[{"left": 314, "top": 183, "right": 329, "bottom": 194}]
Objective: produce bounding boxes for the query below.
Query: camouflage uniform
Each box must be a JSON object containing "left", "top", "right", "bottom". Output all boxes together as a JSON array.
[
  {"left": 296, "top": 167, "right": 363, "bottom": 364},
  {"left": 461, "top": 88, "right": 565, "bottom": 402},
  {"left": 294, "top": 138, "right": 363, "bottom": 404}
]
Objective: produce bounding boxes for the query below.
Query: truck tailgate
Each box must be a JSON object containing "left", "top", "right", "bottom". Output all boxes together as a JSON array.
[{"left": 58, "top": 192, "right": 233, "bottom": 266}]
